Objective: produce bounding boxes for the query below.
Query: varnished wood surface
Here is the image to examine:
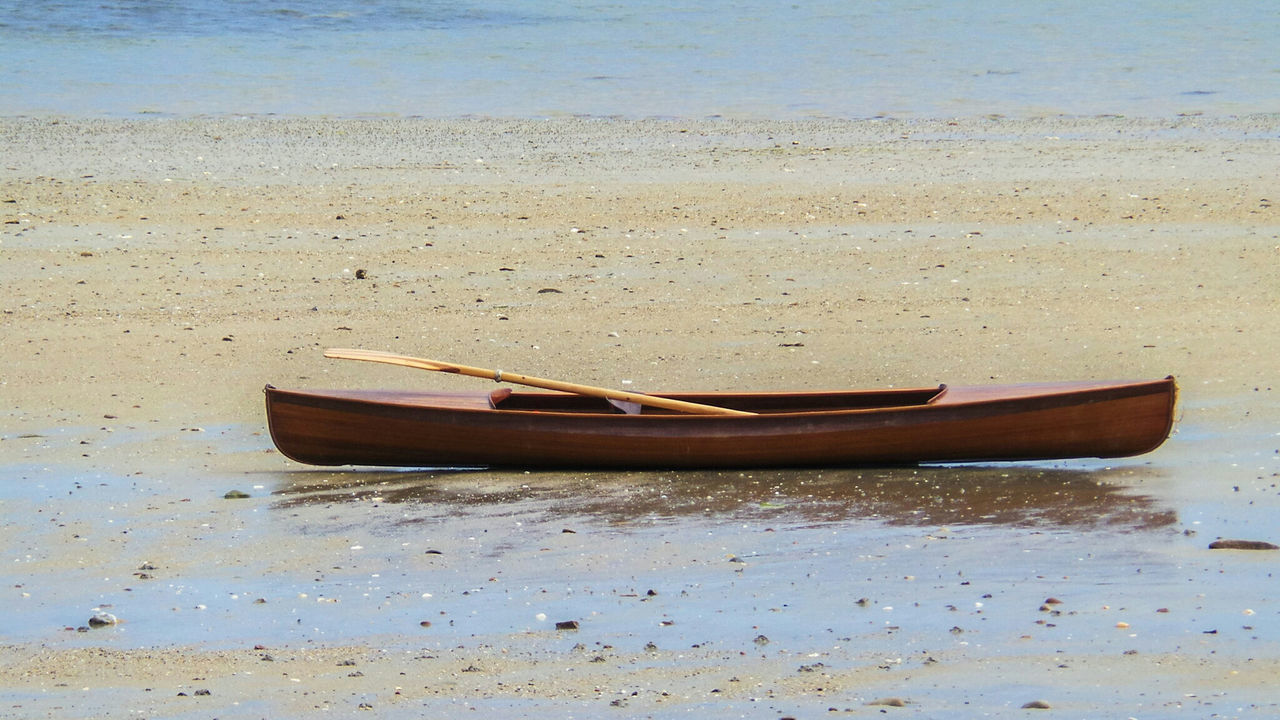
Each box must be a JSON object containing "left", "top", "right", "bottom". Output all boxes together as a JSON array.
[{"left": 264, "top": 378, "right": 1176, "bottom": 469}]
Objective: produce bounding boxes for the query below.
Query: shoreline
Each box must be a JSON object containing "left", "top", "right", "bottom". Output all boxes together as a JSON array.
[{"left": 3, "top": 114, "right": 1278, "bottom": 717}]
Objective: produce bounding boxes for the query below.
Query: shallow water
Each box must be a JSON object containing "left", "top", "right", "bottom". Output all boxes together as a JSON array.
[
  {"left": 5, "top": 409, "right": 1277, "bottom": 664},
  {"left": 2, "top": 0, "right": 1277, "bottom": 118}
]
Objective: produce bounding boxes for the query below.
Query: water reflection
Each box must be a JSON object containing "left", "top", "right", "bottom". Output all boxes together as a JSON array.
[{"left": 271, "top": 464, "right": 1177, "bottom": 533}]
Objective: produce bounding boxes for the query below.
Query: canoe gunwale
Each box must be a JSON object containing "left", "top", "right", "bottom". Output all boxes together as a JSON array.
[{"left": 265, "top": 378, "right": 1171, "bottom": 421}]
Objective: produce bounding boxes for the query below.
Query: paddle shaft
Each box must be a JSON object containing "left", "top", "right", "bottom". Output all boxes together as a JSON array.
[{"left": 323, "top": 349, "right": 756, "bottom": 416}]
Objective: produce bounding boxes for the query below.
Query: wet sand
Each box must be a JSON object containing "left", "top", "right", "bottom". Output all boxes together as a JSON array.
[{"left": 2, "top": 115, "right": 1279, "bottom": 717}]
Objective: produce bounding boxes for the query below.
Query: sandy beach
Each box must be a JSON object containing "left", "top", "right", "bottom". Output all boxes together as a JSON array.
[{"left": 2, "top": 115, "right": 1279, "bottom": 717}]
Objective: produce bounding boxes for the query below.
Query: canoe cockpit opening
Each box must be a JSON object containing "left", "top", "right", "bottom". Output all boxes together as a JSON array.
[
  {"left": 486, "top": 385, "right": 947, "bottom": 414},
  {"left": 487, "top": 387, "right": 513, "bottom": 408}
]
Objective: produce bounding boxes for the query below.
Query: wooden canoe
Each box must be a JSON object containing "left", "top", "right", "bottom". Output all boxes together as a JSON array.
[{"left": 264, "top": 377, "right": 1176, "bottom": 469}]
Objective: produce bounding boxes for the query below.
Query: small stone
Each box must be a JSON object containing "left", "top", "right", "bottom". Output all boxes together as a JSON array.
[
  {"left": 1021, "top": 700, "right": 1051, "bottom": 709},
  {"left": 555, "top": 620, "right": 580, "bottom": 631},
  {"left": 753, "top": 634, "right": 770, "bottom": 646},
  {"left": 223, "top": 489, "right": 251, "bottom": 499},
  {"left": 867, "top": 697, "right": 906, "bottom": 707},
  {"left": 1208, "top": 539, "right": 1279, "bottom": 550},
  {"left": 87, "top": 610, "right": 117, "bottom": 627}
]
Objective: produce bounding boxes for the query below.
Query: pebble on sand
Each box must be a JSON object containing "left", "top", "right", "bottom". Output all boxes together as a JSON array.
[
  {"left": 867, "top": 697, "right": 906, "bottom": 707},
  {"left": 1208, "top": 539, "right": 1279, "bottom": 550},
  {"left": 1021, "top": 700, "right": 1052, "bottom": 709},
  {"left": 88, "top": 609, "right": 118, "bottom": 627}
]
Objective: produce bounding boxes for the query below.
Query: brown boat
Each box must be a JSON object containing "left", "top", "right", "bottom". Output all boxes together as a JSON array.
[{"left": 265, "top": 367, "right": 1177, "bottom": 468}]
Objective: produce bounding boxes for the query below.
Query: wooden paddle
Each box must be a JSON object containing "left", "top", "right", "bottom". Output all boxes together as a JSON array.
[{"left": 323, "top": 348, "right": 756, "bottom": 417}]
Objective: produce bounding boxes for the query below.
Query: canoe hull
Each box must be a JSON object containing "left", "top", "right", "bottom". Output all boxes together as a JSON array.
[{"left": 264, "top": 378, "right": 1177, "bottom": 469}]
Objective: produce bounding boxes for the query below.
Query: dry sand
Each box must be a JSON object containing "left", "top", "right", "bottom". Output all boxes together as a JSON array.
[{"left": 2, "top": 115, "right": 1279, "bottom": 718}]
